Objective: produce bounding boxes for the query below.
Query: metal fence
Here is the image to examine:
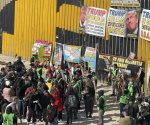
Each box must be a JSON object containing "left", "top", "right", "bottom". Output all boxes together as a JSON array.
[{"left": 56, "top": 0, "right": 150, "bottom": 58}]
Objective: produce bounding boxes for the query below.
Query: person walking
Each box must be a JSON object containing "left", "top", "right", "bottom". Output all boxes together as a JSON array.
[{"left": 97, "top": 90, "right": 106, "bottom": 125}]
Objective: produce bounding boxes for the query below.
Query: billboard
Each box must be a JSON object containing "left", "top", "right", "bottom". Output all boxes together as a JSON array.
[
  {"left": 80, "top": 7, "right": 107, "bottom": 37},
  {"left": 107, "top": 8, "right": 126, "bottom": 37},
  {"left": 107, "top": 8, "right": 139, "bottom": 38}
]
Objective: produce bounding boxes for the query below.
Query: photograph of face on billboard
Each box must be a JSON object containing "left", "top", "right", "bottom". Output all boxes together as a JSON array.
[
  {"left": 80, "top": 6, "right": 88, "bottom": 28},
  {"left": 125, "top": 10, "right": 139, "bottom": 37}
]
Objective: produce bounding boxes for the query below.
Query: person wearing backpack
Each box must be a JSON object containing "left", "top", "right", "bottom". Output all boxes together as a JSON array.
[
  {"left": 83, "top": 74, "right": 95, "bottom": 118},
  {"left": 46, "top": 99, "right": 58, "bottom": 125},
  {"left": 64, "top": 86, "right": 78, "bottom": 125}
]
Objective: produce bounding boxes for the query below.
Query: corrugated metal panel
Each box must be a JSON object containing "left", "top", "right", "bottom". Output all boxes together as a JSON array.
[
  {"left": 138, "top": 0, "right": 150, "bottom": 94},
  {"left": 2, "top": 0, "right": 57, "bottom": 60},
  {"left": 0, "top": 0, "right": 149, "bottom": 62}
]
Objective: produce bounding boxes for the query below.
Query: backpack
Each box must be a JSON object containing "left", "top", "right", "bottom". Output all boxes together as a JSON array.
[{"left": 68, "top": 95, "right": 77, "bottom": 108}]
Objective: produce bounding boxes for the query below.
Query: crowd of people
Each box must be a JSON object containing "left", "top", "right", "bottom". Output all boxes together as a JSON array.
[
  {"left": 0, "top": 54, "right": 149, "bottom": 125},
  {"left": 107, "top": 64, "right": 150, "bottom": 125},
  {"left": 0, "top": 55, "right": 99, "bottom": 125}
]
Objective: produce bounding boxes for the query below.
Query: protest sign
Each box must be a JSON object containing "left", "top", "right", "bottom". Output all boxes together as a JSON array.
[
  {"left": 53, "top": 43, "right": 63, "bottom": 66},
  {"left": 107, "top": 8, "right": 126, "bottom": 37},
  {"left": 84, "top": 47, "right": 96, "bottom": 71},
  {"left": 99, "top": 54, "right": 143, "bottom": 69},
  {"left": 140, "top": 9, "right": 150, "bottom": 42},
  {"left": 32, "top": 40, "right": 52, "bottom": 56},
  {"left": 63, "top": 45, "right": 81, "bottom": 63},
  {"left": 85, "top": 7, "right": 107, "bottom": 37}
]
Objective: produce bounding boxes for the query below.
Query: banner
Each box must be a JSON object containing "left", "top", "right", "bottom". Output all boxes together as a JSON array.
[
  {"left": 125, "top": 10, "right": 139, "bottom": 37},
  {"left": 140, "top": 9, "right": 150, "bottom": 42},
  {"left": 84, "top": 47, "right": 96, "bottom": 71},
  {"left": 107, "top": 8, "right": 139, "bottom": 37},
  {"left": 107, "top": 8, "right": 126, "bottom": 37},
  {"left": 99, "top": 54, "right": 144, "bottom": 69},
  {"left": 63, "top": 45, "right": 81, "bottom": 63},
  {"left": 111, "top": 0, "right": 140, "bottom": 7},
  {"left": 85, "top": 7, "right": 107, "bottom": 37},
  {"left": 32, "top": 40, "right": 52, "bottom": 56},
  {"left": 53, "top": 43, "right": 63, "bottom": 66}
]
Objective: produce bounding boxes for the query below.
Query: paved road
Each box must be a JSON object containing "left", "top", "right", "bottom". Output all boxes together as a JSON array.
[
  {"left": 18, "top": 83, "right": 120, "bottom": 125},
  {"left": 0, "top": 54, "right": 120, "bottom": 125}
]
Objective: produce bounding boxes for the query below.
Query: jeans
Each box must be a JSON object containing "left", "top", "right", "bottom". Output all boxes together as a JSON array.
[
  {"left": 17, "top": 99, "right": 25, "bottom": 119},
  {"left": 119, "top": 103, "right": 126, "bottom": 117},
  {"left": 99, "top": 110, "right": 104, "bottom": 125},
  {"left": 111, "top": 80, "right": 116, "bottom": 95},
  {"left": 48, "top": 117, "right": 58, "bottom": 125}
]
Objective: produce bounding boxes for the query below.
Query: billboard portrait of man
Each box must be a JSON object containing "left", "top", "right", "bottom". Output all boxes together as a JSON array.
[
  {"left": 80, "top": 6, "right": 87, "bottom": 28},
  {"left": 125, "top": 10, "right": 139, "bottom": 36}
]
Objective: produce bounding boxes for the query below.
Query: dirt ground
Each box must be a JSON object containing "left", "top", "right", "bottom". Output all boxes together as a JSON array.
[{"left": 0, "top": 54, "right": 120, "bottom": 125}]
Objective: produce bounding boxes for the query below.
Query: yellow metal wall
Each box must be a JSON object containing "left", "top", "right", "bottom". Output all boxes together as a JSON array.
[
  {"left": 138, "top": 38, "right": 150, "bottom": 94},
  {"left": 2, "top": 0, "right": 110, "bottom": 60},
  {"left": 2, "top": 0, "right": 57, "bottom": 60},
  {"left": 1, "top": 0, "right": 150, "bottom": 92}
]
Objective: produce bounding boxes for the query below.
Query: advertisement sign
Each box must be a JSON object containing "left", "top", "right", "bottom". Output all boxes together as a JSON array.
[
  {"left": 140, "top": 9, "right": 150, "bottom": 42},
  {"left": 107, "top": 8, "right": 126, "bottom": 37},
  {"left": 32, "top": 40, "right": 52, "bottom": 56},
  {"left": 111, "top": 0, "right": 140, "bottom": 7},
  {"left": 84, "top": 7, "right": 107, "bottom": 37},
  {"left": 63, "top": 45, "right": 81, "bottom": 63},
  {"left": 53, "top": 43, "right": 63, "bottom": 66},
  {"left": 107, "top": 8, "right": 139, "bottom": 37},
  {"left": 84, "top": 47, "right": 96, "bottom": 71}
]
